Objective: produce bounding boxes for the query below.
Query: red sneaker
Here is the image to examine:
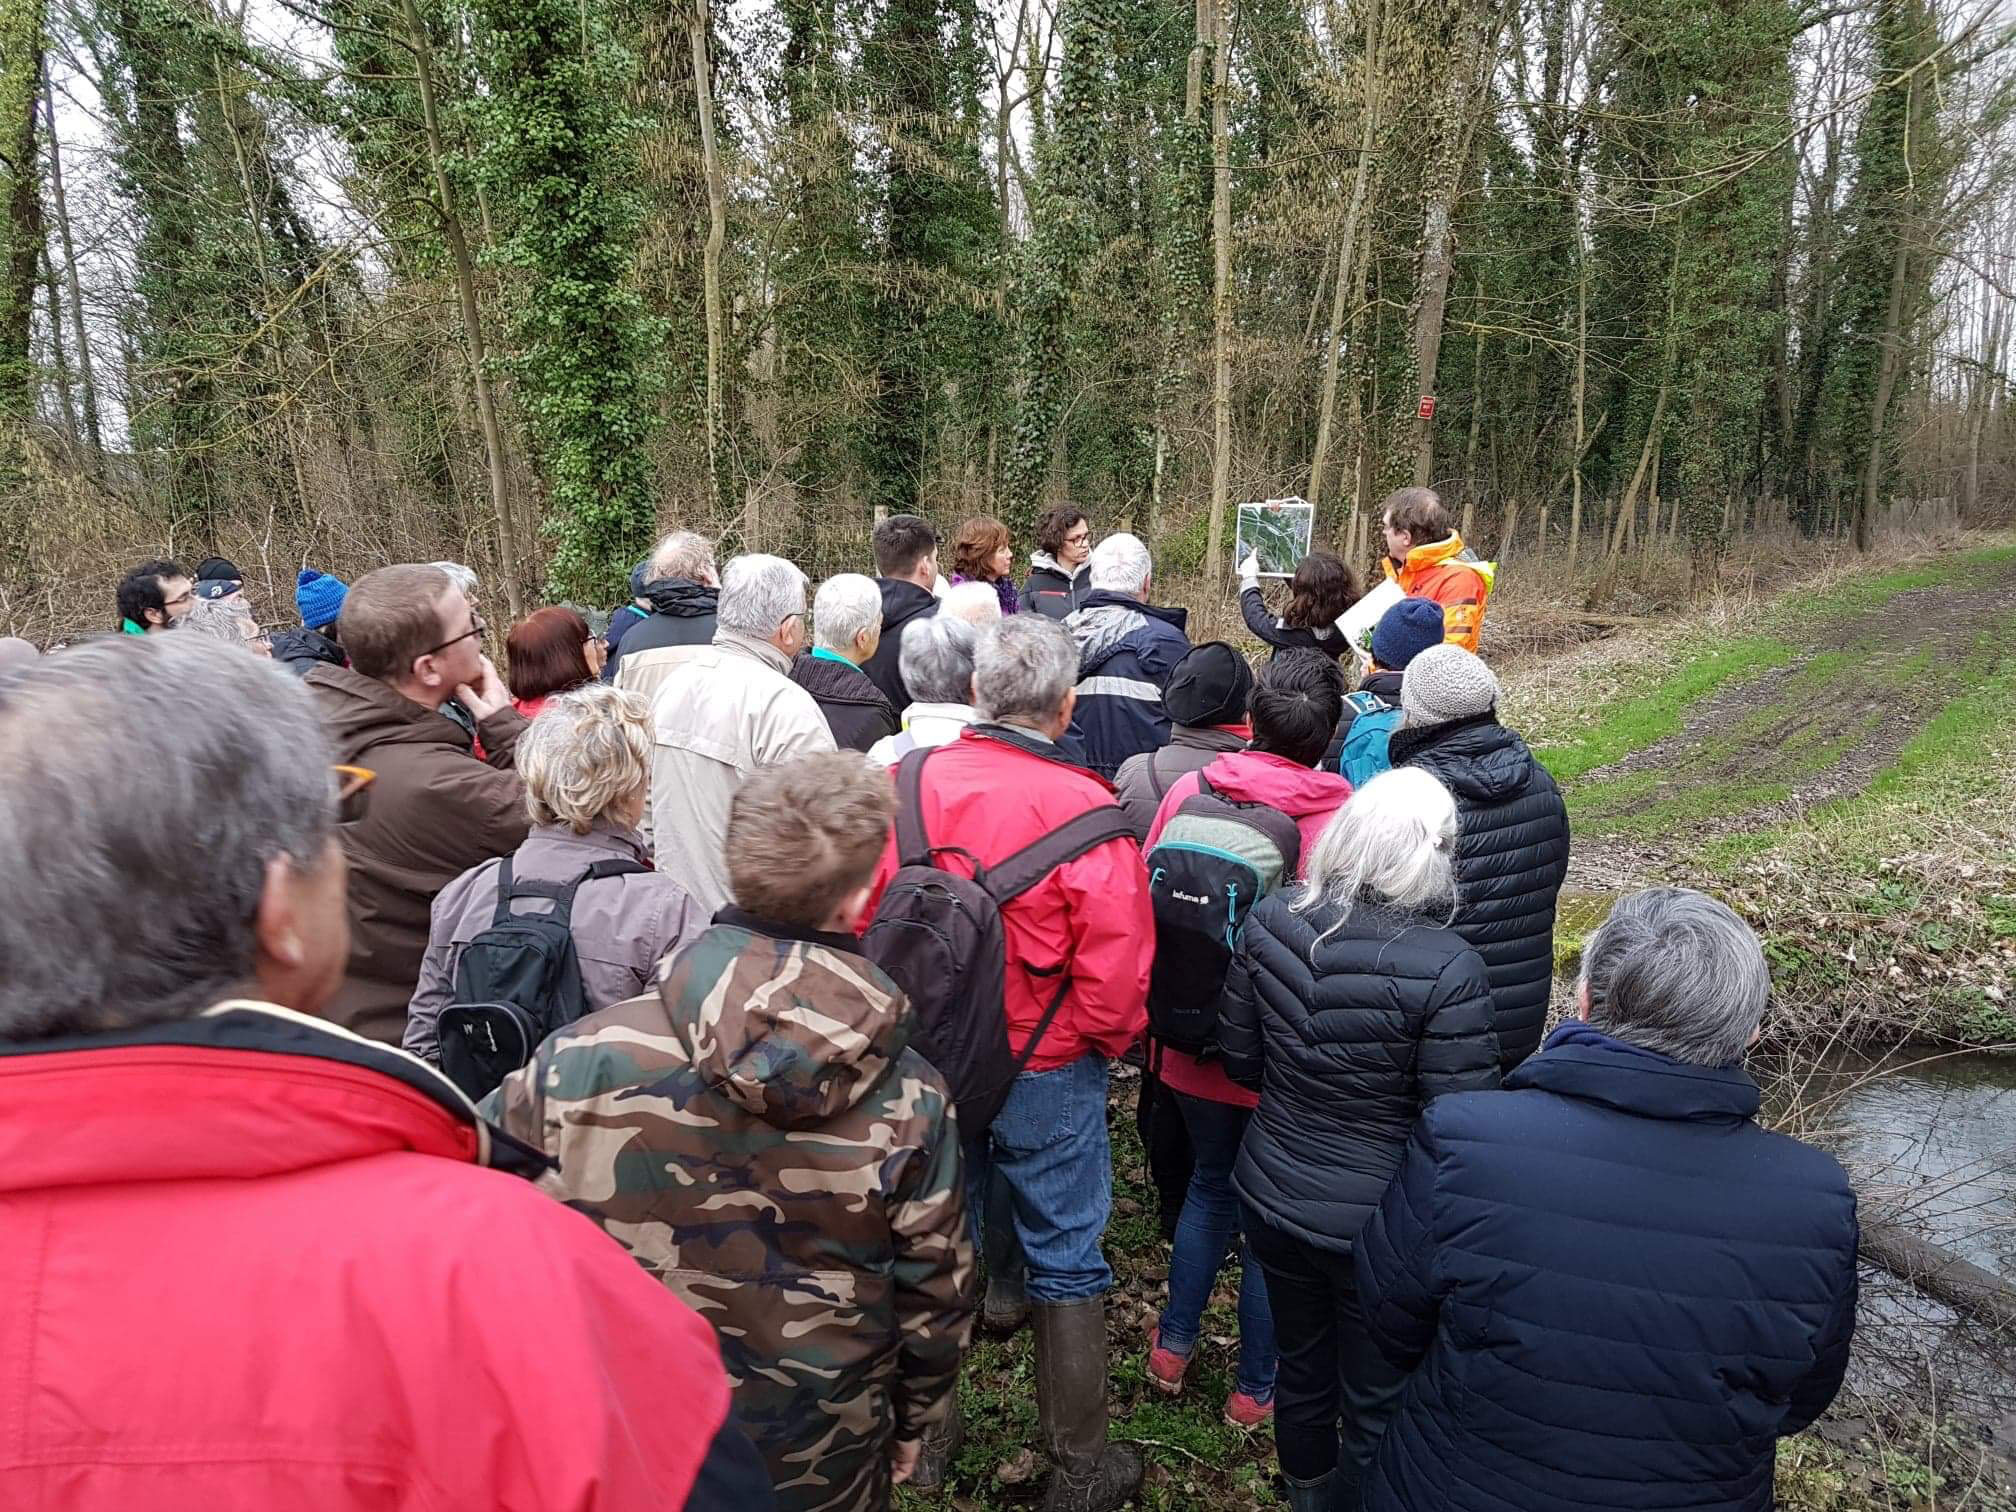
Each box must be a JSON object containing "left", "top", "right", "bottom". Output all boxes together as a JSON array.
[
  {"left": 1223, "top": 1389, "right": 1274, "bottom": 1429},
  {"left": 1145, "top": 1325, "right": 1190, "bottom": 1396}
]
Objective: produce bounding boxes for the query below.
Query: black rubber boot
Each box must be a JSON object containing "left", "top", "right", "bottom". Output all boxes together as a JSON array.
[
  {"left": 1282, "top": 1469, "right": 1335, "bottom": 1512},
  {"left": 909, "top": 1391, "right": 964, "bottom": 1492},
  {"left": 1034, "top": 1297, "right": 1145, "bottom": 1512}
]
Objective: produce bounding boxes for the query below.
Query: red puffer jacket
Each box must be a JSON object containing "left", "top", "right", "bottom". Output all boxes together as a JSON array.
[
  {"left": 0, "top": 1002, "right": 767, "bottom": 1512},
  {"left": 864, "top": 725, "right": 1153, "bottom": 1073}
]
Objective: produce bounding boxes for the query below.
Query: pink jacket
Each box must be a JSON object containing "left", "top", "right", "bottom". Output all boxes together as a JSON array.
[{"left": 1146, "top": 751, "right": 1353, "bottom": 1106}]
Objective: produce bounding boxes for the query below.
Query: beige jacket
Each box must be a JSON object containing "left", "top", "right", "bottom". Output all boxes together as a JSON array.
[{"left": 648, "top": 629, "right": 836, "bottom": 914}]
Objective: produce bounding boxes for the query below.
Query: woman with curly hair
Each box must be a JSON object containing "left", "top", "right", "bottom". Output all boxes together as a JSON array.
[{"left": 1238, "top": 548, "right": 1361, "bottom": 661}]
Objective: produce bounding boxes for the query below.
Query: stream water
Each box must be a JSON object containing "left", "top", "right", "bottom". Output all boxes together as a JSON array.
[{"left": 1759, "top": 1048, "right": 2016, "bottom": 1445}]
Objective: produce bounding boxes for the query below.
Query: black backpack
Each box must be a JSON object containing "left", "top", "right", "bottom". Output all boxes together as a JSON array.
[
  {"left": 862, "top": 745, "right": 1137, "bottom": 1132},
  {"left": 1144, "top": 771, "right": 1302, "bottom": 1057},
  {"left": 437, "top": 856, "right": 648, "bottom": 1099}
]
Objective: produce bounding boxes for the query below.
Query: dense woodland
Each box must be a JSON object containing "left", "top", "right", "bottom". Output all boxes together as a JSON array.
[{"left": 0, "top": 0, "right": 2013, "bottom": 620}]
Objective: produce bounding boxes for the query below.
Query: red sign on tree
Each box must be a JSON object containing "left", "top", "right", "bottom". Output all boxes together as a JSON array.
[{"left": 1417, "top": 395, "right": 1437, "bottom": 420}]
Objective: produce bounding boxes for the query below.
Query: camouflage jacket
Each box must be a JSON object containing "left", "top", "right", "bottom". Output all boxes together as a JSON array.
[{"left": 484, "top": 908, "right": 974, "bottom": 1512}]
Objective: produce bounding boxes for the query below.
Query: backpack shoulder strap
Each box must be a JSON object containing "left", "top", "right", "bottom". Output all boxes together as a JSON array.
[
  {"left": 489, "top": 859, "right": 517, "bottom": 926},
  {"left": 894, "top": 745, "right": 937, "bottom": 868},
  {"left": 984, "top": 804, "right": 1137, "bottom": 906},
  {"left": 583, "top": 857, "right": 651, "bottom": 882},
  {"left": 1194, "top": 769, "right": 1215, "bottom": 800}
]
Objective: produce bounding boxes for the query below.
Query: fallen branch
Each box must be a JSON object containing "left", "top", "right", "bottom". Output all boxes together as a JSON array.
[{"left": 1859, "top": 1218, "right": 2016, "bottom": 1333}]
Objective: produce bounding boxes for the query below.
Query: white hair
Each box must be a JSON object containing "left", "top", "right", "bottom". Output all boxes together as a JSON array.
[
  {"left": 177, "top": 596, "right": 258, "bottom": 649},
  {"left": 429, "top": 561, "right": 480, "bottom": 598},
  {"left": 1295, "top": 766, "right": 1458, "bottom": 948},
  {"left": 518, "top": 684, "right": 652, "bottom": 834},
  {"left": 900, "top": 614, "right": 980, "bottom": 704},
  {"left": 973, "top": 615, "right": 1077, "bottom": 724},
  {"left": 717, "top": 554, "right": 809, "bottom": 639},
  {"left": 942, "top": 581, "right": 1003, "bottom": 625},
  {"left": 649, "top": 529, "right": 718, "bottom": 587},
  {"left": 1087, "top": 532, "right": 1152, "bottom": 596},
  {"left": 1580, "top": 888, "right": 1770, "bottom": 1067},
  {"left": 812, "top": 573, "right": 883, "bottom": 655}
]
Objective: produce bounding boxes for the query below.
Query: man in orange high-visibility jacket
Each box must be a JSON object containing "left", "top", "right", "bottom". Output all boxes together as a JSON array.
[{"left": 1378, "top": 487, "right": 1495, "bottom": 653}]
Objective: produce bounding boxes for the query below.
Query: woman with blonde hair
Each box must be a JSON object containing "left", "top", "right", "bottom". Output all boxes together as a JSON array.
[
  {"left": 1218, "top": 766, "right": 1501, "bottom": 1512},
  {"left": 403, "top": 683, "right": 703, "bottom": 1064},
  {"left": 948, "top": 515, "right": 1021, "bottom": 617}
]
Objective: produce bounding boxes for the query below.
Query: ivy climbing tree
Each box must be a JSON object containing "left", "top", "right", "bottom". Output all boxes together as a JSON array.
[{"left": 470, "top": 0, "right": 665, "bottom": 602}]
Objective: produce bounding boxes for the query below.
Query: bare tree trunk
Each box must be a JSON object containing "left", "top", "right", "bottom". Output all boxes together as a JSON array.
[
  {"left": 1307, "top": 0, "right": 1381, "bottom": 514},
  {"left": 1567, "top": 251, "right": 1587, "bottom": 574},
  {"left": 1204, "top": 0, "right": 1233, "bottom": 581},
  {"left": 1407, "top": 0, "right": 1493, "bottom": 487},
  {"left": 400, "top": 0, "right": 521, "bottom": 620},
  {"left": 1608, "top": 380, "right": 1665, "bottom": 559},
  {"left": 1856, "top": 230, "right": 1911, "bottom": 553},
  {"left": 1960, "top": 274, "right": 2004, "bottom": 521},
  {"left": 691, "top": 0, "right": 729, "bottom": 517},
  {"left": 42, "top": 66, "right": 97, "bottom": 451}
]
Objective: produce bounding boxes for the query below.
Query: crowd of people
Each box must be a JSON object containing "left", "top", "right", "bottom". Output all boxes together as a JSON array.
[{"left": 0, "top": 488, "right": 1859, "bottom": 1512}]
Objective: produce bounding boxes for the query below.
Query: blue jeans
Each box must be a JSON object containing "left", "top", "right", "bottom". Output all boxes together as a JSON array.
[
  {"left": 965, "top": 1055, "right": 1114, "bottom": 1302},
  {"left": 1156, "top": 1091, "right": 1276, "bottom": 1401}
]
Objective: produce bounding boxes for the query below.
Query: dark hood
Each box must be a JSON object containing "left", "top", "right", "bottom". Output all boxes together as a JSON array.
[
  {"left": 270, "top": 625, "right": 345, "bottom": 672},
  {"left": 673, "top": 911, "right": 910, "bottom": 1127},
  {"left": 791, "top": 652, "right": 895, "bottom": 710},
  {"left": 1358, "top": 668, "right": 1403, "bottom": 701},
  {"left": 1389, "top": 713, "right": 1540, "bottom": 803},
  {"left": 641, "top": 577, "right": 719, "bottom": 618},
  {"left": 1509, "top": 1023, "right": 1761, "bottom": 1123},
  {"left": 879, "top": 577, "right": 940, "bottom": 632}
]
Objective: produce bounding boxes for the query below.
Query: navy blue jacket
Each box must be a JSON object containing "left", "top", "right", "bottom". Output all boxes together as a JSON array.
[
  {"left": 1064, "top": 591, "right": 1191, "bottom": 780},
  {"left": 1389, "top": 714, "right": 1569, "bottom": 1072},
  {"left": 1355, "top": 1025, "right": 1859, "bottom": 1512}
]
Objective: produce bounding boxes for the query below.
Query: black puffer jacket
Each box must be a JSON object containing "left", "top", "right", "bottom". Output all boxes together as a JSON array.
[
  {"left": 1390, "top": 715, "right": 1569, "bottom": 1073},
  {"left": 1220, "top": 893, "right": 1500, "bottom": 1254},
  {"left": 270, "top": 626, "right": 345, "bottom": 679},
  {"left": 789, "top": 652, "right": 900, "bottom": 753},
  {"left": 605, "top": 578, "right": 718, "bottom": 678}
]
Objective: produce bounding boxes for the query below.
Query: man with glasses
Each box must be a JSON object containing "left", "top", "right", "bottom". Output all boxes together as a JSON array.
[
  {"left": 0, "top": 634, "right": 767, "bottom": 1510},
  {"left": 115, "top": 558, "right": 196, "bottom": 634},
  {"left": 301, "top": 563, "right": 532, "bottom": 1044}
]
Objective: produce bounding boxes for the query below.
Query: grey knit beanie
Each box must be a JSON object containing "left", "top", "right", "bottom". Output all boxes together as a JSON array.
[{"left": 1401, "top": 643, "right": 1500, "bottom": 727}]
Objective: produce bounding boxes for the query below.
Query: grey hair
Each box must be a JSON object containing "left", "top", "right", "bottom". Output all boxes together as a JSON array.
[
  {"left": 942, "top": 580, "right": 1003, "bottom": 625},
  {"left": 177, "top": 596, "right": 257, "bottom": 648},
  {"left": 650, "top": 529, "right": 718, "bottom": 586},
  {"left": 1294, "top": 766, "right": 1458, "bottom": 948},
  {"left": 812, "top": 573, "right": 883, "bottom": 655},
  {"left": 900, "top": 613, "right": 980, "bottom": 704},
  {"left": 1087, "top": 532, "right": 1152, "bottom": 596},
  {"left": 1580, "top": 888, "right": 1770, "bottom": 1067},
  {"left": 0, "top": 636, "right": 334, "bottom": 1040},
  {"left": 519, "top": 684, "right": 652, "bottom": 834},
  {"left": 717, "top": 553, "right": 809, "bottom": 638},
  {"left": 973, "top": 614, "right": 1077, "bottom": 724},
  {"left": 429, "top": 561, "right": 480, "bottom": 598}
]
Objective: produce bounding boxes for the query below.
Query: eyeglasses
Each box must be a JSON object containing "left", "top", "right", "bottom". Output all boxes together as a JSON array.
[
  {"left": 1063, "top": 529, "right": 1090, "bottom": 544},
  {"left": 163, "top": 586, "right": 196, "bottom": 610},
  {"left": 333, "top": 765, "right": 376, "bottom": 824},
  {"left": 423, "top": 613, "right": 486, "bottom": 658}
]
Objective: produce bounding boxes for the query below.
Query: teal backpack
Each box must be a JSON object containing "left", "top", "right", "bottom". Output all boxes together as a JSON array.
[{"left": 1336, "top": 690, "right": 1402, "bottom": 788}]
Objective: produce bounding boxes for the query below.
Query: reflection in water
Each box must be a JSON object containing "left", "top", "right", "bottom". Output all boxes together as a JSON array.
[{"left": 1759, "top": 1048, "right": 2016, "bottom": 1445}]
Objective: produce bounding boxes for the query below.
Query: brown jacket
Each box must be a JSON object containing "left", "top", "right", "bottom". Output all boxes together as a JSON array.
[{"left": 305, "top": 664, "right": 532, "bottom": 1043}]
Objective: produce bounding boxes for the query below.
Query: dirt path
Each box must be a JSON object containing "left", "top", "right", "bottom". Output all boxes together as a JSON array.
[{"left": 1562, "top": 556, "right": 2016, "bottom": 893}]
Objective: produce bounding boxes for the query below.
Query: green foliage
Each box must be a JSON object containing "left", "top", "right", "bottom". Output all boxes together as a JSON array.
[{"left": 468, "top": 0, "right": 665, "bottom": 601}]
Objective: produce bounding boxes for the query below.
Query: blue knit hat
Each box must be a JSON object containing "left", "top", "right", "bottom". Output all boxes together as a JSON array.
[
  {"left": 1371, "top": 597, "right": 1445, "bottom": 671},
  {"left": 296, "top": 569, "right": 349, "bottom": 631}
]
